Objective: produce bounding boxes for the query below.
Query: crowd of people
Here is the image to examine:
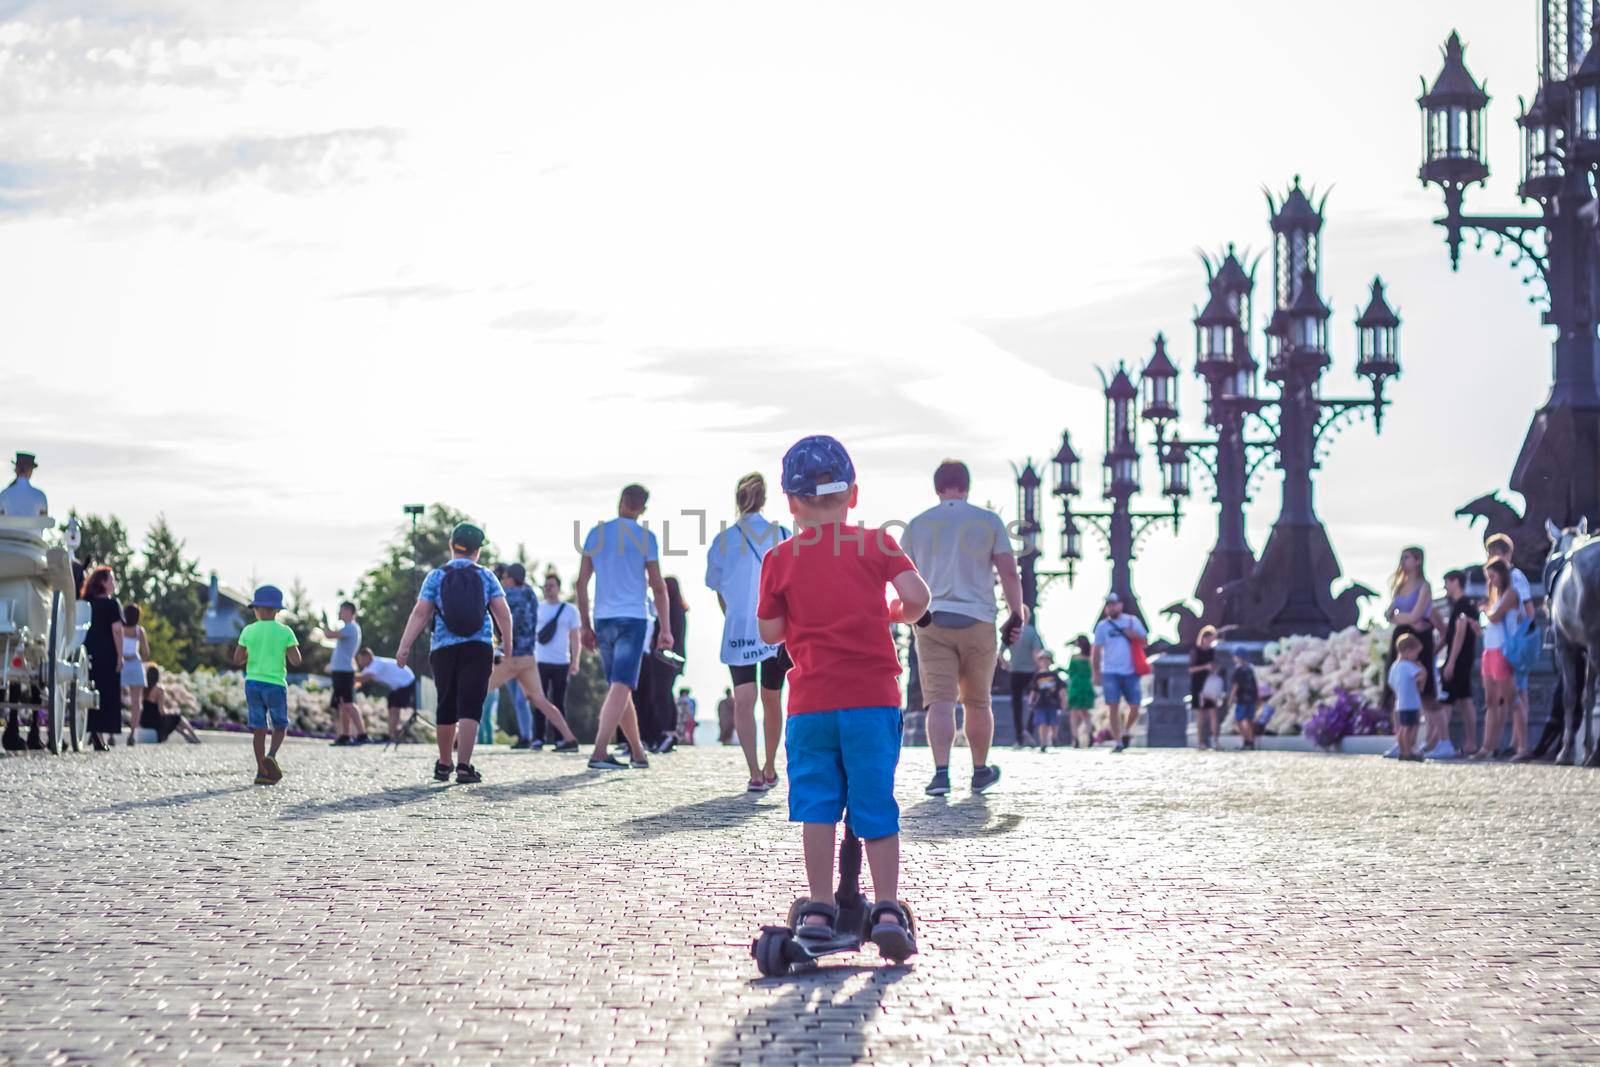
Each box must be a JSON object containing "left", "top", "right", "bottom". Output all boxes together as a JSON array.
[
  {"left": 1378, "top": 535, "right": 1545, "bottom": 762},
  {"left": 14, "top": 433, "right": 1596, "bottom": 963}
]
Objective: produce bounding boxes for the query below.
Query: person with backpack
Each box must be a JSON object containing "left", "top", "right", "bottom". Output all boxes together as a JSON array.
[
  {"left": 1092, "top": 593, "right": 1148, "bottom": 753},
  {"left": 1486, "top": 534, "right": 1539, "bottom": 758},
  {"left": 705, "top": 471, "right": 791, "bottom": 789},
  {"left": 396, "top": 523, "right": 513, "bottom": 784}
]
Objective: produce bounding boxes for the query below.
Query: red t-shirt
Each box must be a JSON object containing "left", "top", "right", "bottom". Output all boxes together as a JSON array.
[{"left": 757, "top": 523, "right": 917, "bottom": 715}]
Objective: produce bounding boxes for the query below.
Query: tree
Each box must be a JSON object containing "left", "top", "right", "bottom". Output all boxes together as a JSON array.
[
  {"left": 281, "top": 578, "right": 327, "bottom": 675},
  {"left": 351, "top": 505, "right": 496, "bottom": 674},
  {"left": 130, "top": 516, "right": 205, "bottom": 670},
  {"left": 70, "top": 512, "right": 134, "bottom": 587},
  {"left": 141, "top": 611, "right": 183, "bottom": 672}
]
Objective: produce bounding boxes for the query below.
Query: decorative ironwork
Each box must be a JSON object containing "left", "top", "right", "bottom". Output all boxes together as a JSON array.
[{"left": 1417, "top": 14, "right": 1600, "bottom": 573}]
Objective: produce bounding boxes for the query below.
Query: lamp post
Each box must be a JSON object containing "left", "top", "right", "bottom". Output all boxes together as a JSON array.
[
  {"left": 1149, "top": 180, "right": 1399, "bottom": 639},
  {"left": 1031, "top": 365, "right": 1184, "bottom": 625},
  {"left": 403, "top": 504, "right": 425, "bottom": 599},
  {"left": 1133, "top": 182, "right": 1398, "bottom": 641},
  {"left": 1415, "top": 19, "right": 1600, "bottom": 567}
]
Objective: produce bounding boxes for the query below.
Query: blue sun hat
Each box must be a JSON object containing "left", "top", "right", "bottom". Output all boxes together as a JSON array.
[
  {"left": 781, "top": 435, "right": 856, "bottom": 497},
  {"left": 249, "top": 585, "right": 286, "bottom": 610}
]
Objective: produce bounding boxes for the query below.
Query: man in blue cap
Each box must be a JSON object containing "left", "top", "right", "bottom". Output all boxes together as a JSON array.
[{"left": 233, "top": 584, "right": 302, "bottom": 785}]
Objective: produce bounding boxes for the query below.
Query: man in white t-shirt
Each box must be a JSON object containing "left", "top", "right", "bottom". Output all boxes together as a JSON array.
[
  {"left": 532, "top": 569, "right": 583, "bottom": 747},
  {"left": 1092, "top": 594, "right": 1149, "bottom": 753},
  {"left": 356, "top": 648, "right": 417, "bottom": 744},
  {"left": 904, "top": 459, "right": 1027, "bottom": 798},
  {"left": 0, "top": 452, "right": 47, "bottom": 517}
]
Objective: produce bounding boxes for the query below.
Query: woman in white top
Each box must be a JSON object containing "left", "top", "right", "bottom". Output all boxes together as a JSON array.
[
  {"left": 120, "top": 604, "right": 151, "bottom": 746},
  {"left": 705, "top": 472, "right": 791, "bottom": 792}
]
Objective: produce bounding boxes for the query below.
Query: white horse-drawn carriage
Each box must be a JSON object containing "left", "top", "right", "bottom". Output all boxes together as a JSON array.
[{"left": 0, "top": 516, "right": 92, "bottom": 752}]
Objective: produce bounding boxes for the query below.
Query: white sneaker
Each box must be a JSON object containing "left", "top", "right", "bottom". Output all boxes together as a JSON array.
[
  {"left": 1426, "top": 740, "right": 1459, "bottom": 760},
  {"left": 1383, "top": 743, "right": 1400, "bottom": 759}
]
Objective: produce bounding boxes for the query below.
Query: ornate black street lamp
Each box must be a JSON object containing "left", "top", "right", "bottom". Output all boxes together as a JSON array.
[
  {"left": 1150, "top": 182, "right": 1400, "bottom": 640},
  {"left": 1417, "top": 18, "right": 1600, "bottom": 567},
  {"left": 1020, "top": 365, "right": 1184, "bottom": 624}
]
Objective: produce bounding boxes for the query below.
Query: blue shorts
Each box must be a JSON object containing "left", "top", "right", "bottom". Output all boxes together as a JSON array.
[
  {"left": 1234, "top": 701, "right": 1256, "bottom": 724},
  {"left": 245, "top": 681, "right": 289, "bottom": 731},
  {"left": 1102, "top": 672, "right": 1141, "bottom": 707},
  {"left": 785, "top": 706, "right": 901, "bottom": 841},
  {"left": 1031, "top": 705, "right": 1061, "bottom": 728},
  {"left": 1397, "top": 708, "right": 1421, "bottom": 728},
  {"left": 594, "top": 617, "right": 648, "bottom": 689}
]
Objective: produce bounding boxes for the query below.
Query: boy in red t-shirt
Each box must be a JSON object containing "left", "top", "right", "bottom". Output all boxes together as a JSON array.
[{"left": 758, "top": 434, "right": 931, "bottom": 960}]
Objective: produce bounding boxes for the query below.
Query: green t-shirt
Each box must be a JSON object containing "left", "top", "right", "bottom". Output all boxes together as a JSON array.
[{"left": 238, "top": 619, "right": 298, "bottom": 687}]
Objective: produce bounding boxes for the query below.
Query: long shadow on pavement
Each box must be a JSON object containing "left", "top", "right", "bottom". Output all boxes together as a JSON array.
[
  {"left": 279, "top": 782, "right": 442, "bottom": 821},
  {"left": 623, "top": 791, "right": 775, "bottom": 838},
  {"left": 472, "top": 771, "right": 604, "bottom": 804},
  {"left": 88, "top": 784, "right": 252, "bottom": 815},
  {"left": 901, "top": 793, "right": 1023, "bottom": 839},
  {"left": 709, "top": 963, "right": 907, "bottom": 1065}
]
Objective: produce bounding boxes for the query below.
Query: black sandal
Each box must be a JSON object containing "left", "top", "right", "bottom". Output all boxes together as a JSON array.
[
  {"left": 793, "top": 900, "right": 839, "bottom": 940},
  {"left": 870, "top": 900, "right": 918, "bottom": 962}
]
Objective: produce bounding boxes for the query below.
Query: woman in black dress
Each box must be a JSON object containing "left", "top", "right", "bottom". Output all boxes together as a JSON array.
[
  {"left": 1189, "top": 626, "right": 1218, "bottom": 747},
  {"left": 81, "top": 566, "right": 125, "bottom": 751}
]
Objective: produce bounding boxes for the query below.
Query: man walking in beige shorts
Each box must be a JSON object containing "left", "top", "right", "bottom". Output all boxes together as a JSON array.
[{"left": 905, "top": 459, "right": 1027, "bottom": 797}]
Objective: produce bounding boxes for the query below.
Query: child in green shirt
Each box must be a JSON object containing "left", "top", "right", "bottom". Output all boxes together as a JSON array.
[{"left": 232, "top": 585, "right": 302, "bottom": 785}]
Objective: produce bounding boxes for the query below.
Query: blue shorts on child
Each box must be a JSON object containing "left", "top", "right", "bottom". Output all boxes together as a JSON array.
[
  {"left": 245, "top": 680, "right": 289, "bottom": 731},
  {"left": 785, "top": 706, "right": 901, "bottom": 841},
  {"left": 1233, "top": 701, "right": 1256, "bottom": 724}
]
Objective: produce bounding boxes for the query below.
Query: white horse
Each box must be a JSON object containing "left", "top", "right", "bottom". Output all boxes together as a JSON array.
[{"left": 1545, "top": 518, "right": 1600, "bottom": 766}]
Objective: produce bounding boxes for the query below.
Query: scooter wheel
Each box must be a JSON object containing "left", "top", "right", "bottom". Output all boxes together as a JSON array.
[{"left": 755, "top": 930, "right": 793, "bottom": 977}]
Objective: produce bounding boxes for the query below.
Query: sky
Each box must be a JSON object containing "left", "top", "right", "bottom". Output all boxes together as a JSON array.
[{"left": 0, "top": 0, "right": 1555, "bottom": 704}]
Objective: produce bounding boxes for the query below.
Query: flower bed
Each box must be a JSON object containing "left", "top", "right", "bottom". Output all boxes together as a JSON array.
[
  {"left": 1257, "top": 626, "right": 1392, "bottom": 744},
  {"left": 162, "top": 670, "right": 429, "bottom": 740}
]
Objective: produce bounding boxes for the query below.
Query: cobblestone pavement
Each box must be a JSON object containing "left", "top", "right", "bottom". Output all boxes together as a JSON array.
[{"left": 4, "top": 736, "right": 1600, "bottom": 1065}]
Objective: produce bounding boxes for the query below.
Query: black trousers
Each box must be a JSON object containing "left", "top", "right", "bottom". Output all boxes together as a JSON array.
[
  {"left": 535, "top": 662, "right": 569, "bottom": 743},
  {"left": 1009, "top": 673, "right": 1030, "bottom": 741}
]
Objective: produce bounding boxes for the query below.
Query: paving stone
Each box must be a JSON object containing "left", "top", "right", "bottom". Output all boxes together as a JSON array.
[{"left": 4, "top": 738, "right": 1600, "bottom": 1063}]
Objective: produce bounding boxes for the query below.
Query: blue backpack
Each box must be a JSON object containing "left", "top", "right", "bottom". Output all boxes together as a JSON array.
[{"left": 1503, "top": 615, "right": 1541, "bottom": 676}]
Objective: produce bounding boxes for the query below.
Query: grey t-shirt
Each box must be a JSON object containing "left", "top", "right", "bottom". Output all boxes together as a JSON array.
[
  {"left": 1008, "top": 621, "right": 1044, "bottom": 674},
  {"left": 330, "top": 620, "right": 361, "bottom": 672},
  {"left": 904, "top": 499, "right": 1015, "bottom": 623}
]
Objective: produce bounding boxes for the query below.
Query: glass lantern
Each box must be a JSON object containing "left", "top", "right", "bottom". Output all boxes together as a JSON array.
[
  {"left": 1052, "top": 431, "right": 1080, "bottom": 497},
  {"left": 1518, "top": 83, "right": 1565, "bottom": 200},
  {"left": 1356, "top": 276, "right": 1401, "bottom": 383},
  {"left": 1060, "top": 511, "right": 1082, "bottom": 562},
  {"left": 1161, "top": 441, "right": 1191, "bottom": 499},
  {"left": 1417, "top": 31, "right": 1490, "bottom": 187},
  {"left": 1575, "top": 20, "right": 1600, "bottom": 162},
  {"left": 1140, "top": 334, "right": 1179, "bottom": 425}
]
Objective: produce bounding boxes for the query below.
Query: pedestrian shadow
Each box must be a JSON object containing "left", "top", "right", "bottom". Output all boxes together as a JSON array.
[
  {"left": 901, "top": 794, "right": 1023, "bottom": 839},
  {"left": 623, "top": 791, "right": 774, "bottom": 838},
  {"left": 279, "top": 782, "right": 441, "bottom": 821},
  {"left": 88, "top": 784, "right": 251, "bottom": 815},
  {"left": 709, "top": 964, "right": 907, "bottom": 1065},
  {"left": 472, "top": 771, "right": 604, "bottom": 804}
]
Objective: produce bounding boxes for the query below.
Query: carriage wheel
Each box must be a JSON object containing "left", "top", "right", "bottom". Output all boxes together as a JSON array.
[{"left": 45, "top": 591, "right": 62, "bottom": 754}]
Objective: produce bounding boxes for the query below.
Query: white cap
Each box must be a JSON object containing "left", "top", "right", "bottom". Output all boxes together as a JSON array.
[{"left": 1105, "top": 593, "right": 1121, "bottom": 604}]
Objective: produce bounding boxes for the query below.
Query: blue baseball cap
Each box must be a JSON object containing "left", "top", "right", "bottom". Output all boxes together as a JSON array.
[
  {"left": 249, "top": 584, "right": 286, "bottom": 610},
  {"left": 781, "top": 435, "right": 856, "bottom": 497}
]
